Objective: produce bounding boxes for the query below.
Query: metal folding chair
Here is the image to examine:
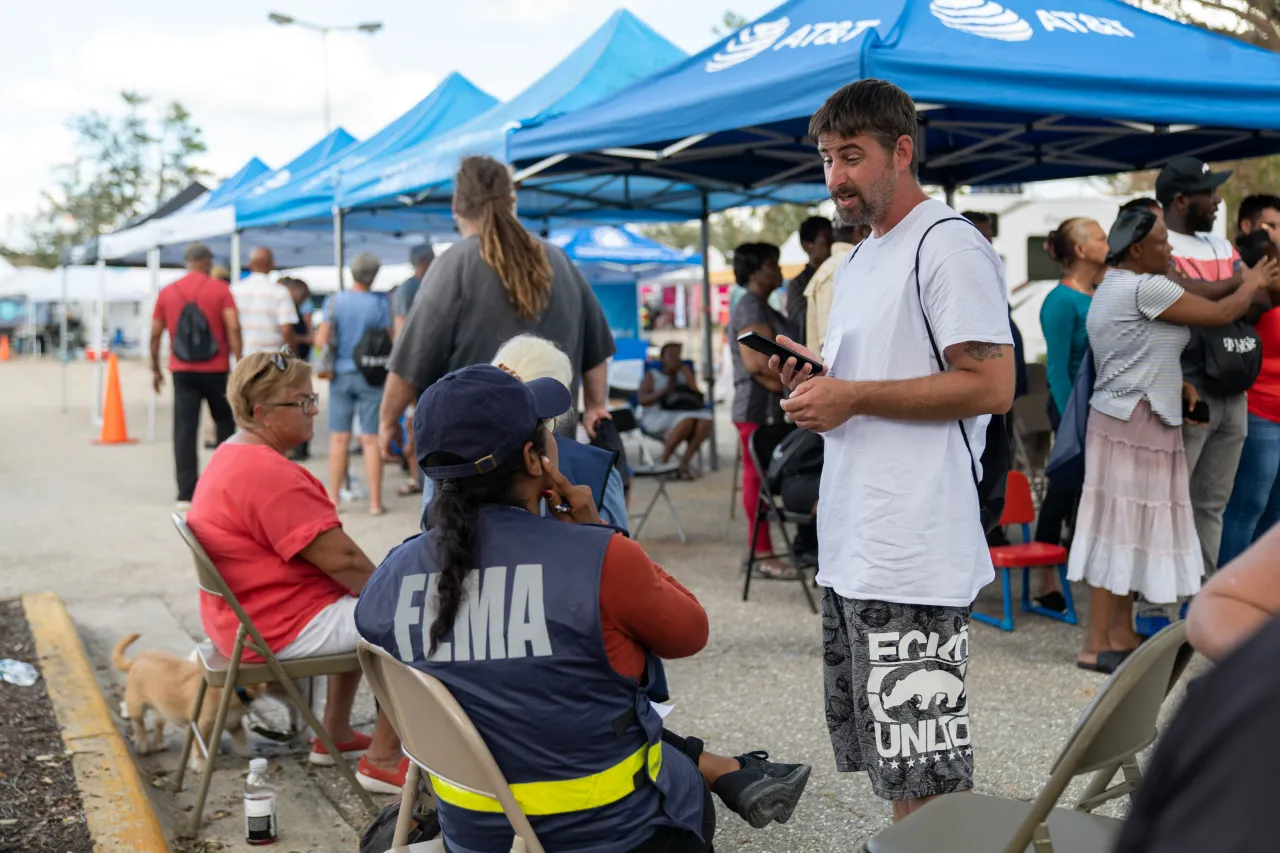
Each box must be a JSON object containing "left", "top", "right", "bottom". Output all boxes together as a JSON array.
[
  {"left": 863, "top": 622, "right": 1194, "bottom": 853},
  {"left": 357, "top": 640, "right": 544, "bottom": 853},
  {"left": 610, "top": 407, "right": 687, "bottom": 543},
  {"left": 741, "top": 422, "right": 818, "bottom": 614},
  {"left": 170, "top": 514, "right": 377, "bottom": 833}
]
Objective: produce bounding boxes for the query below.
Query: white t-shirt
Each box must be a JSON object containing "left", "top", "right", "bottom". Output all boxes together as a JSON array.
[
  {"left": 817, "top": 199, "right": 1012, "bottom": 607},
  {"left": 232, "top": 273, "right": 299, "bottom": 355}
]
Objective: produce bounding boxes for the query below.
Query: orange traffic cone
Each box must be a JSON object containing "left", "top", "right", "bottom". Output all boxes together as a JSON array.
[
  {"left": 0, "top": 335, "right": 9, "bottom": 361},
  {"left": 95, "top": 354, "right": 137, "bottom": 445}
]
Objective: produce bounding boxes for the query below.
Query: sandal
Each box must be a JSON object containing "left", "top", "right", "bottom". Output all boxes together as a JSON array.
[
  {"left": 1034, "top": 591, "right": 1068, "bottom": 613},
  {"left": 397, "top": 482, "right": 422, "bottom": 497},
  {"left": 369, "top": 506, "right": 387, "bottom": 517},
  {"left": 1076, "top": 649, "right": 1131, "bottom": 674},
  {"left": 676, "top": 467, "right": 699, "bottom": 481},
  {"left": 757, "top": 560, "right": 800, "bottom": 580}
]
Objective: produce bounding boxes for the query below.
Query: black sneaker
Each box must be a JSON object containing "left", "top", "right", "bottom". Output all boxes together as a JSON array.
[{"left": 711, "top": 751, "right": 811, "bottom": 829}]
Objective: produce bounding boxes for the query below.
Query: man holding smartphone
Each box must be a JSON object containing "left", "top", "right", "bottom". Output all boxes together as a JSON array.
[{"left": 769, "top": 80, "right": 1014, "bottom": 824}]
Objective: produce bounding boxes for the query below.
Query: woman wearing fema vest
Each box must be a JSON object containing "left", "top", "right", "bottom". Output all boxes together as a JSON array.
[{"left": 355, "top": 364, "right": 810, "bottom": 853}]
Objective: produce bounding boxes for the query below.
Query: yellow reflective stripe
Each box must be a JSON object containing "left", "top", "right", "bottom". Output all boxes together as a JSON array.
[{"left": 431, "top": 743, "right": 661, "bottom": 817}]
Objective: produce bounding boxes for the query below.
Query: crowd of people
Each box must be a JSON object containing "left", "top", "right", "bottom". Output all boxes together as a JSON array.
[{"left": 142, "top": 75, "right": 1280, "bottom": 851}]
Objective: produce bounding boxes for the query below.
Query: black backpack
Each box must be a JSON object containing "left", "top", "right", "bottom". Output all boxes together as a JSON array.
[
  {"left": 845, "top": 216, "right": 1010, "bottom": 534},
  {"left": 915, "top": 218, "right": 1009, "bottom": 534},
  {"left": 353, "top": 327, "right": 393, "bottom": 386},
  {"left": 172, "top": 279, "right": 219, "bottom": 363}
]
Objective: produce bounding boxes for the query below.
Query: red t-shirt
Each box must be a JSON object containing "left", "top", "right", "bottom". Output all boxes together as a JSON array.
[
  {"left": 1249, "top": 309, "right": 1280, "bottom": 423},
  {"left": 153, "top": 272, "right": 236, "bottom": 373},
  {"left": 188, "top": 443, "right": 349, "bottom": 661}
]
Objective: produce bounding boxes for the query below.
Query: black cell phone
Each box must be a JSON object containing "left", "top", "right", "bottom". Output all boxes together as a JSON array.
[
  {"left": 736, "top": 331, "right": 824, "bottom": 374},
  {"left": 1183, "top": 398, "right": 1210, "bottom": 424}
]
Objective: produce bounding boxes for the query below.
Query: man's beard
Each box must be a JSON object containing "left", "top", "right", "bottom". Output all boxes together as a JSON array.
[
  {"left": 830, "top": 170, "right": 894, "bottom": 230},
  {"left": 1187, "top": 207, "right": 1216, "bottom": 234}
]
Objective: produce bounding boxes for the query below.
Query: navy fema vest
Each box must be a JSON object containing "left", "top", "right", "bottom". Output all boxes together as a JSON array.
[{"left": 354, "top": 506, "right": 704, "bottom": 853}]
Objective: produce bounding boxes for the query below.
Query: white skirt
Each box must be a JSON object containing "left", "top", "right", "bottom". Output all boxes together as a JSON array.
[{"left": 1066, "top": 400, "right": 1202, "bottom": 603}]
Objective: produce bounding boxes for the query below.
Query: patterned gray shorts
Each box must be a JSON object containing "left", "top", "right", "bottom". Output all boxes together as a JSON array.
[{"left": 821, "top": 587, "right": 975, "bottom": 801}]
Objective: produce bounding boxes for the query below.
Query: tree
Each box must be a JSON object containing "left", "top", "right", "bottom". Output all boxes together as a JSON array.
[
  {"left": 1116, "top": 1, "right": 1280, "bottom": 233},
  {"left": 1130, "top": 0, "right": 1278, "bottom": 47},
  {"left": 3, "top": 91, "right": 209, "bottom": 267},
  {"left": 639, "top": 203, "right": 826, "bottom": 259},
  {"left": 712, "top": 10, "right": 750, "bottom": 37}
]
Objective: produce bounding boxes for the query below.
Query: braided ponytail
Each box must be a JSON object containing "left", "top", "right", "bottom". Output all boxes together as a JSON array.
[{"left": 455, "top": 156, "right": 552, "bottom": 320}]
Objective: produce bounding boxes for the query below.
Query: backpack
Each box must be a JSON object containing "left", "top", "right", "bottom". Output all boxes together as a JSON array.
[
  {"left": 766, "top": 428, "right": 823, "bottom": 495},
  {"left": 914, "top": 218, "right": 1010, "bottom": 534},
  {"left": 1198, "top": 322, "right": 1263, "bottom": 396},
  {"left": 353, "top": 327, "right": 393, "bottom": 386},
  {"left": 845, "top": 216, "right": 1010, "bottom": 534},
  {"left": 172, "top": 278, "right": 219, "bottom": 363}
]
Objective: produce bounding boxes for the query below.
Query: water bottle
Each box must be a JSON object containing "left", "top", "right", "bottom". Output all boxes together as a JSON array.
[{"left": 244, "top": 758, "right": 277, "bottom": 845}]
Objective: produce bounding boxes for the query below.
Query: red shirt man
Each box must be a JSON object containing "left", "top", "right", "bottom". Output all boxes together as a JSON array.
[
  {"left": 150, "top": 243, "right": 242, "bottom": 504},
  {"left": 152, "top": 272, "right": 238, "bottom": 374}
]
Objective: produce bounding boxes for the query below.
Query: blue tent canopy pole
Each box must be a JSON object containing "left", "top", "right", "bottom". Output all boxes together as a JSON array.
[
  {"left": 699, "top": 189, "right": 718, "bottom": 471},
  {"left": 334, "top": 210, "right": 345, "bottom": 291}
]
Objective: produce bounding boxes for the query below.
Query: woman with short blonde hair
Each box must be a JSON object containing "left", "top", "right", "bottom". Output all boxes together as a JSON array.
[{"left": 187, "top": 349, "right": 408, "bottom": 793}]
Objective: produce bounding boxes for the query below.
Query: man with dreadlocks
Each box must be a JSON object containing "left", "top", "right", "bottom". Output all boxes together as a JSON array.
[{"left": 378, "top": 156, "right": 616, "bottom": 463}]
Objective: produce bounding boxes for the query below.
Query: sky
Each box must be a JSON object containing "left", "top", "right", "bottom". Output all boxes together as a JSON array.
[{"left": 0, "top": 0, "right": 780, "bottom": 246}]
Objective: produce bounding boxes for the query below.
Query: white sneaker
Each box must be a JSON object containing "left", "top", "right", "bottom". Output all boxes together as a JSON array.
[{"left": 175, "top": 500, "right": 192, "bottom": 512}]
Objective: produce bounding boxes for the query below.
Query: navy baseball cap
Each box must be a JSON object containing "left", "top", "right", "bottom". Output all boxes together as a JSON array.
[
  {"left": 1156, "top": 157, "right": 1231, "bottom": 199},
  {"left": 414, "top": 364, "right": 571, "bottom": 480}
]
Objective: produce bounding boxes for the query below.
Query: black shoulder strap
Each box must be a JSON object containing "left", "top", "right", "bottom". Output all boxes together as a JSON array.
[{"left": 914, "top": 216, "right": 985, "bottom": 489}]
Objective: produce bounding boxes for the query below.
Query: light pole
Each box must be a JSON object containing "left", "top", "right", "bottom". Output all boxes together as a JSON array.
[{"left": 268, "top": 12, "right": 383, "bottom": 133}]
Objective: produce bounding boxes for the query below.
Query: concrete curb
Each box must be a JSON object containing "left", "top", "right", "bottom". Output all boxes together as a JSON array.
[{"left": 22, "top": 592, "right": 170, "bottom": 853}]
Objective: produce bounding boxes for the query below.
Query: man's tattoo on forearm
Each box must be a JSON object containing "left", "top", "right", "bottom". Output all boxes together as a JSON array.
[{"left": 963, "top": 341, "right": 1005, "bottom": 362}]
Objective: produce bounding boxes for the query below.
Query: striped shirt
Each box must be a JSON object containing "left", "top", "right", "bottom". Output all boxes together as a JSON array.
[
  {"left": 1087, "top": 269, "right": 1189, "bottom": 427},
  {"left": 232, "top": 273, "right": 299, "bottom": 355},
  {"left": 1168, "top": 230, "right": 1239, "bottom": 282}
]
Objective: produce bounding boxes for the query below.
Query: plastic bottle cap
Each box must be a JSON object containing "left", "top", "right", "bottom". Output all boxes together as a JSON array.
[{"left": 249, "top": 758, "right": 268, "bottom": 773}]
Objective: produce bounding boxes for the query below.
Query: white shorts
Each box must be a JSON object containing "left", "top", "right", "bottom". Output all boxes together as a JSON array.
[{"left": 278, "top": 596, "right": 361, "bottom": 660}]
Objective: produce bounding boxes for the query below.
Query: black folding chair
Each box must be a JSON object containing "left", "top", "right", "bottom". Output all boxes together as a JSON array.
[
  {"left": 742, "top": 422, "right": 818, "bottom": 613},
  {"left": 610, "top": 407, "right": 687, "bottom": 543}
]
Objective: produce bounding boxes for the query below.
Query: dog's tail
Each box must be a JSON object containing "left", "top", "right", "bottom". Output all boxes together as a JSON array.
[{"left": 112, "top": 634, "right": 141, "bottom": 672}]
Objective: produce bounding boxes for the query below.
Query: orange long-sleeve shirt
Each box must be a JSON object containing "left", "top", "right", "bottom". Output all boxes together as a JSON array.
[{"left": 598, "top": 533, "right": 709, "bottom": 679}]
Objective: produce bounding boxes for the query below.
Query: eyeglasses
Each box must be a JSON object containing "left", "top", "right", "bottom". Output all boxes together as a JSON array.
[{"left": 263, "top": 393, "right": 320, "bottom": 414}]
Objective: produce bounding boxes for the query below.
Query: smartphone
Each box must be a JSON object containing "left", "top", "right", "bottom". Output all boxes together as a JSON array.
[
  {"left": 736, "top": 331, "right": 824, "bottom": 374},
  {"left": 1183, "top": 398, "right": 1210, "bottom": 424}
]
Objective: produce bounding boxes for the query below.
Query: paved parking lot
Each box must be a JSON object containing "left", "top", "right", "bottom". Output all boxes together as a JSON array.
[{"left": 0, "top": 358, "right": 1188, "bottom": 851}]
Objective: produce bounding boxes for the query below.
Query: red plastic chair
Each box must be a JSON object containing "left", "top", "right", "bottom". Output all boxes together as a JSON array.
[{"left": 975, "top": 471, "right": 1078, "bottom": 632}]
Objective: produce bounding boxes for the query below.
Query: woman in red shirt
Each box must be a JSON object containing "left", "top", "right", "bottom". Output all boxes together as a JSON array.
[{"left": 187, "top": 349, "right": 407, "bottom": 793}]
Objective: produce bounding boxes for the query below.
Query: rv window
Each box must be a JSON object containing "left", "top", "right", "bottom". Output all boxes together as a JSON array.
[{"left": 1026, "top": 236, "right": 1060, "bottom": 282}]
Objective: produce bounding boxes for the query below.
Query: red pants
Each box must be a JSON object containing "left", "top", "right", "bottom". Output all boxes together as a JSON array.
[{"left": 736, "top": 422, "right": 774, "bottom": 554}]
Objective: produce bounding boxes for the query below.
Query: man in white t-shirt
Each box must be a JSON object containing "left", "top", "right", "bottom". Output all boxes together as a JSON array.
[
  {"left": 232, "top": 247, "right": 298, "bottom": 355},
  {"left": 769, "top": 79, "right": 1014, "bottom": 823}
]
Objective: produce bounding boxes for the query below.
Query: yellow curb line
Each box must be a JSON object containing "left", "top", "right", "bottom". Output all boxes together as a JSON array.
[{"left": 22, "top": 592, "right": 170, "bottom": 853}]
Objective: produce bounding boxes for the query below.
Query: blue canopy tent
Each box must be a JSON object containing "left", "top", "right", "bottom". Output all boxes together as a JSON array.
[
  {"left": 549, "top": 225, "right": 700, "bottom": 341},
  {"left": 235, "top": 72, "right": 498, "bottom": 271},
  {"left": 99, "top": 128, "right": 359, "bottom": 268},
  {"left": 194, "top": 157, "right": 272, "bottom": 210},
  {"left": 506, "top": 0, "right": 1280, "bottom": 467},
  {"left": 336, "top": 10, "right": 694, "bottom": 223}
]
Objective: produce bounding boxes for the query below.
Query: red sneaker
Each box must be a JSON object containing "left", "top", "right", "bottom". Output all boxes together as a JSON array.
[
  {"left": 356, "top": 755, "right": 409, "bottom": 794},
  {"left": 308, "top": 731, "right": 373, "bottom": 766}
]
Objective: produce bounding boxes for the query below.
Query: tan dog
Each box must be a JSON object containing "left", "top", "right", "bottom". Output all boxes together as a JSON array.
[{"left": 113, "top": 634, "right": 268, "bottom": 766}]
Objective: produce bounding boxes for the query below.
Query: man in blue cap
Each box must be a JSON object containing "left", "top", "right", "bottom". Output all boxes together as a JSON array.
[{"left": 356, "top": 364, "right": 810, "bottom": 853}]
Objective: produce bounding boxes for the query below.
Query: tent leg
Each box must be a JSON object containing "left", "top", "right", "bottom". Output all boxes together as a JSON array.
[
  {"left": 60, "top": 265, "right": 69, "bottom": 414},
  {"left": 699, "top": 191, "right": 718, "bottom": 472},
  {"left": 945, "top": 184, "right": 957, "bottom": 209},
  {"left": 146, "top": 247, "right": 160, "bottom": 443},
  {"left": 93, "top": 259, "right": 106, "bottom": 427},
  {"left": 230, "top": 232, "right": 242, "bottom": 286},
  {"left": 334, "top": 209, "right": 345, "bottom": 290}
]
